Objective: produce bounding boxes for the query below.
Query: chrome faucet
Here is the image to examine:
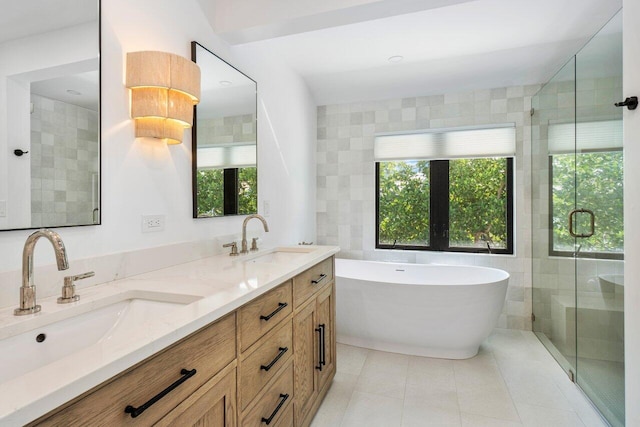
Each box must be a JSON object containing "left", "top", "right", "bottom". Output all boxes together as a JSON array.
[
  {"left": 15, "top": 229, "right": 69, "bottom": 316},
  {"left": 241, "top": 214, "right": 269, "bottom": 254}
]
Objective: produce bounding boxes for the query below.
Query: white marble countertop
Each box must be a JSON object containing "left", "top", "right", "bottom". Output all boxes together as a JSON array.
[{"left": 0, "top": 245, "right": 339, "bottom": 425}]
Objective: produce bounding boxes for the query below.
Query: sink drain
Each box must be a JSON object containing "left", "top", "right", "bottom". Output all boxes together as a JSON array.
[{"left": 36, "top": 333, "right": 46, "bottom": 343}]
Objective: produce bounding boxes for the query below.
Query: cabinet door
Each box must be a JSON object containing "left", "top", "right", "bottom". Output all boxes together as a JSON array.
[
  {"left": 316, "top": 283, "right": 335, "bottom": 392},
  {"left": 293, "top": 300, "right": 318, "bottom": 425},
  {"left": 156, "top": 366, "right": 237, "bottom": 427}
]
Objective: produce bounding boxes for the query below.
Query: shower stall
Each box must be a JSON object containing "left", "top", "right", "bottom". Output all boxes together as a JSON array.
[{"left": 531, "top": 10, "right": 624, "bottom": 426}]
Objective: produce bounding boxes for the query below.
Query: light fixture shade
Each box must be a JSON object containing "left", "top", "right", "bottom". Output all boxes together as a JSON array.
[
  {"left": 135, "top": 118, "right": 185, "bottom": 145},
  {"left": 126, "top": 51, "right": 200, "bottom": 144}
]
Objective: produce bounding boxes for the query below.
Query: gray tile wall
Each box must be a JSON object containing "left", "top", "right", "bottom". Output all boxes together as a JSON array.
[
  {"left": 30, "top": 94, "right": 99, "bottom": 227},
  {"left": 316, "top": 85, "right": 541, "bottom": 330},
  {"left": 197, "top": 113, "right": 256, "bottom": 145}
]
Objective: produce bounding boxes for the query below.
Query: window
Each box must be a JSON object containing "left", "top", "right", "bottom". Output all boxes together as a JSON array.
[
  {"left": 375, "top": 125, "right": 515, "bottom": 254},
  {"left": 196, "top": 167, "right": 257, "bottom": 216},
  {"left": 548, "top": 120, "right": 624, "bottom": 258},
  {"left": 195, "top": 143, "right": 257, "bottom": 217}
]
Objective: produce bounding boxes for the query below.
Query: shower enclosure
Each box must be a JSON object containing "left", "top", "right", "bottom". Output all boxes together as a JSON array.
[{"left": 531, "top": 10, "right": 624, "bottom": 426}]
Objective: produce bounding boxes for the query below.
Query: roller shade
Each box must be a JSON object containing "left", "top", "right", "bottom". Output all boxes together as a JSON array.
[
  {"left": 548, "top": 120, "right": 622, "bottom": 154},
  {"left": 197, "top": 144, "right": 256, "bottom": 169},
  {"left": 374, "top": 124, "right": 515, "bottom": 161}
]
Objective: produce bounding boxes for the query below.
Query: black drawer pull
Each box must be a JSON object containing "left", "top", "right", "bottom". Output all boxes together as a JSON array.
[
  {"left": 311, "top": 273, "right": 327, "bottom": 285},
  {"left": 124, "top": 368, "right": 196, "bottom": 418},
  {"left": 260, "top": 302, "right": 288, "bottom": 321},
  {"left": 260, "top": 347, "right": 288, "bottom": 372},
  {"left": 261, "top": 393, "right": 289, "bottom": 425}
]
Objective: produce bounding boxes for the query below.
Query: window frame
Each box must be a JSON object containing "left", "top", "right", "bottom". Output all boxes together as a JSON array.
[{"left": 375, "top": 157, "right": 514, "bottom": 254}]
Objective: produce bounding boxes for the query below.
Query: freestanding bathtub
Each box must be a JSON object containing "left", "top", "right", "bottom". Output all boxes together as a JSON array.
[{"left": 335, "top": 259, "right": 509, "bottom": 359}]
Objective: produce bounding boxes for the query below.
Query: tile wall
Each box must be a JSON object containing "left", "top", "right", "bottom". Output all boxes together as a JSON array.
[
  {"left": 197, "top": 113, "right": 256, "bottom": 145},
  {"left": 316, "top": 85, "right": 541, "bottom": 330},
  {"left": 30, "top": 94, "right": 99, "bottom": 227}
]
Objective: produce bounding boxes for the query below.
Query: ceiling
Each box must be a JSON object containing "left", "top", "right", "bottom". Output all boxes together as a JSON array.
[
  {"left": 0, "top": 0, "right": 96, "bottom": 44},
  {"left": 1, "top": 1, "right": 99, "bottom": 111},
  {"left": 31, "top": 71, "right": 100, "bottom": 112},
  {"left": 202, "top": 0, "right": 622, "bottom": 105}
]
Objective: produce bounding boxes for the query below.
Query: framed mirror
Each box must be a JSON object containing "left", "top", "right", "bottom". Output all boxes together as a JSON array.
[
  {"left": 191, "top": 42, "right": 257, "bottom": 218},
  {"left": 0, "top": 0, "right": 101, "bottom": 231}
]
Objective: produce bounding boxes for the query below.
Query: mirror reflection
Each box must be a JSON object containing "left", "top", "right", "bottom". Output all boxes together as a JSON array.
[
  {"left": 0, "top": 0, "right": 100, "bottom": 231},
  {"left": 191, "top": 42, "right": 257, "bottom": 218}
]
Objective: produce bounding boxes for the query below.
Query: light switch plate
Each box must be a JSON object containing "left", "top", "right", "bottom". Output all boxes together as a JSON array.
[{"left": 0, "top": 200, "right": 6, "bottom": 217}]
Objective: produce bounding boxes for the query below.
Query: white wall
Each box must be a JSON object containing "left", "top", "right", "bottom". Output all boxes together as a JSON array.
[
  {"left": 0, "top": 0, "right": 316, "bottom": 276},
  {"left": 232, "top": 45, "right": 317, "bottom": 246},
  {"left": 624, "top": 0, "right": 640, "bottom": 424}
]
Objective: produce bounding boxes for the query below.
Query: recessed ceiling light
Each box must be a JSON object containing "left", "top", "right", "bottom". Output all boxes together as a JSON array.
[
  {"left": 388, "top": 55, "right": 404, "bottom": 63},
  {"left": 66, "top": 89, "right": 82, "bottom": 96},
  {"left": 219, "top": 80, "right": 232, "bottom": 86}
]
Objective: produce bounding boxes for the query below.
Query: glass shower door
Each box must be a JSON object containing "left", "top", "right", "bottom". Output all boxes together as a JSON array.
[
  {"left": 574, "top": 11, "right": 624, "bottom": 426},
  {"left": 532, "top": 9, "right": 624, "bottom": 427}
]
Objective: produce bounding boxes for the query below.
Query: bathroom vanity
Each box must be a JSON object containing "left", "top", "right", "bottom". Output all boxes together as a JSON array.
[{"left": 0, "top": 245, "right": 338, "bottom": 426}]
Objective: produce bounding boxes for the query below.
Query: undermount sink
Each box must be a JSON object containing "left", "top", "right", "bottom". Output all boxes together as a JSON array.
[
  {"left": 0, "top": 292, "right": 201, "bottom": 384},
  {"left": 242, "top": 247, "right": 316, "bottom": 264}
]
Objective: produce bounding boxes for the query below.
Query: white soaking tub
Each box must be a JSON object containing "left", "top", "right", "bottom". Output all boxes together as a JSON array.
[{"left": 335, "top": 259, "right": 509, "bottom": 359}]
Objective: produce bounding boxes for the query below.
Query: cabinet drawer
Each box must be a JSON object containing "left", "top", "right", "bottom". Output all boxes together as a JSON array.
[
  {"left": 293, "top": 257, "right": 333, "bottom": 308},
  {"left": 275, "top": 403, "right": 294, "bottom": 427},
  {"left": 35, "top": 313, "right": 237, "bottom": 427},
  {"left": 155, "top": 363, "right": 237, "bottom": 427},
  {"left": 239, "top": 281, "right": 292, "bottom": 352},
  {"left": 239, "top": 320, "right": 293, "bottom": 410},
  {"left": 241, "top": 361, "right": 294, "bottom": 427}
]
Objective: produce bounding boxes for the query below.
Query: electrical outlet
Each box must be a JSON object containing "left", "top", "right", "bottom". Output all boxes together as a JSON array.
[
  {"left": 263, "top": 200, "right": 270, "bottom": 217},
  {"left": 0, "top": 201, "right": 6, "bottom": 217},
  {"left": 142, "top": 215, "right": 165, "bottom": 232}
]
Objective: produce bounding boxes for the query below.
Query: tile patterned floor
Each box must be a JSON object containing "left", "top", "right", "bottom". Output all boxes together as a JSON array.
[{"left": 311, "top": 329, "right": 608, "bottom": 427}]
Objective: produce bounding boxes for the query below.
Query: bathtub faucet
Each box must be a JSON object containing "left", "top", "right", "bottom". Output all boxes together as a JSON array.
[
  {"left": 573, "top": 244, "right": 582, "bottom": 257},
  {"left": 479, "top": 233, "right": 492, "bottom": 254}
]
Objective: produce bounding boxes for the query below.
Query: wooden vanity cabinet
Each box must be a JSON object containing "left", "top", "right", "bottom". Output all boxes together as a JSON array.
[
  {"left": 238, "top": 256, "right": 336, "bottom": 427},
  {"left": 29, "top": 255, "right": 335, "bottom": 427},
  {"left": 31, "top": 313, "right": 237, "bottom": 427},
  {"left": 292, "top": 262, "right": 336, "bottom": 427}
]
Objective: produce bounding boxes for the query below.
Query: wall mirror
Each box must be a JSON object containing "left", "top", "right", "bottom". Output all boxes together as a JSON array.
[
  {"left": 0, "top": 0, "right": 100, "bottom": 231},
  {"left": 191, "top": 42, "right": 257, "bottom": 218}
]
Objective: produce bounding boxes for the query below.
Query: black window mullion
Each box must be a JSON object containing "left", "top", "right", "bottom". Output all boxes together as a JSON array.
[
  {"left": 223, "top": 168, "right": 239, "bottom": 215},
  {"left": 506, "top": 157, "right": 514, "bottom": 255},
  {"left": 430, "top": 160, "right": 449, "bottom": 251}
]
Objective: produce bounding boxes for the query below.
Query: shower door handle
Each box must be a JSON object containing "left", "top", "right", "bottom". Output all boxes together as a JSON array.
[{"left": 568, "top": 208, "right": 595, "bottom": 238}]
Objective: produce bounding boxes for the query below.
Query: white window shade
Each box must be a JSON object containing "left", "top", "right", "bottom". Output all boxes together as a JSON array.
[
  {"left": 374, "top": 124, "right": 516, "bottom": 161},
  {"left": 548, "top": 120, "right": 622, "bottom": 154},
  {"left": 197, "top": 144, "right": 256, "bottom": 169}
]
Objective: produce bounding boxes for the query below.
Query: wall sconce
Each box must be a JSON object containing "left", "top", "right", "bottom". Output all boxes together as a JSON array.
[{"left": 126, "top": 51, "right": 201, "bottom": 144}]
